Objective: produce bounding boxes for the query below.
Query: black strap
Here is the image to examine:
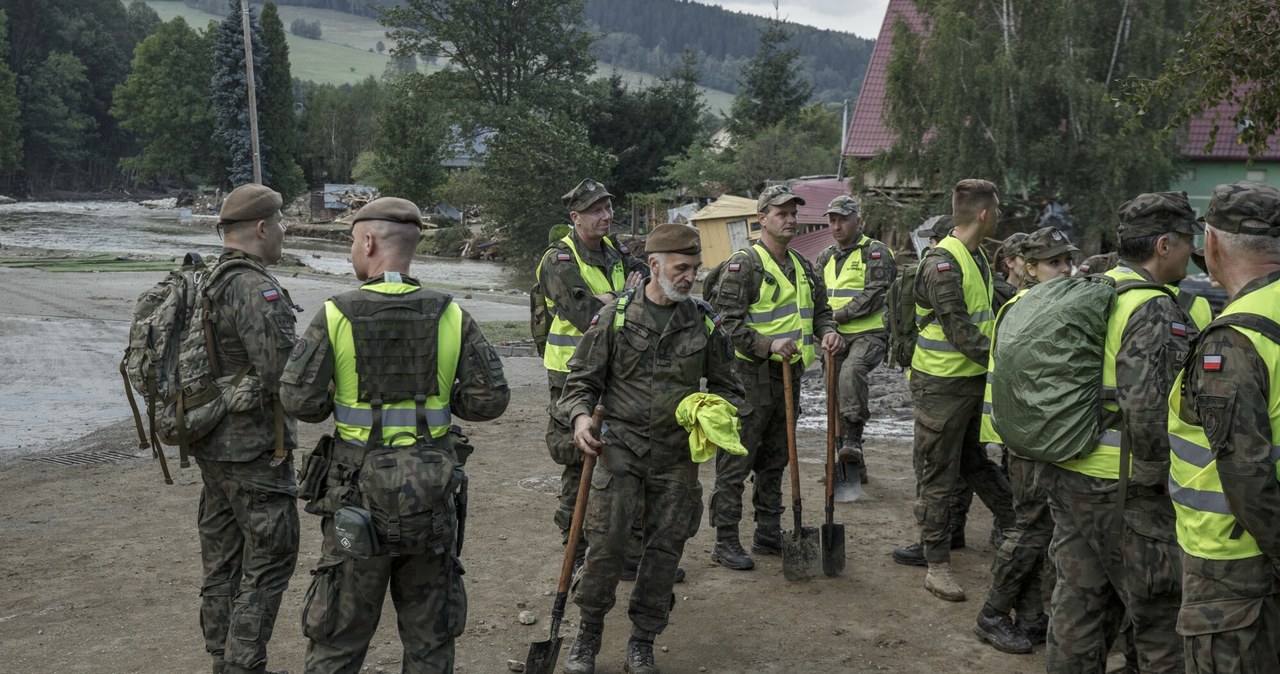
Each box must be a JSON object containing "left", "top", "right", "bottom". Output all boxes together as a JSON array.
[{"left": 1204, "top": 312, "right": 1280, "bottom": 345}]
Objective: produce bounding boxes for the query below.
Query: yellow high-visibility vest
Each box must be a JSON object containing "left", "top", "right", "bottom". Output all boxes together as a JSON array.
[
  {"left": 911, "top": 235, "right": 995, "bottom": 378},
  {"left": 539, "top": 234, "right": 625, "bottom": 373},
  {"left": 823, "top": 235, "right": 893, "bottom": 335},
  {"left": 736, "top": 243, "right": 816, "bottom": 367}
]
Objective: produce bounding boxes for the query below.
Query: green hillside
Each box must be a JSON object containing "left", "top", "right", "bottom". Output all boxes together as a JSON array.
[{"left": 137, "top": 0, "right": 734, "bottom": 110}]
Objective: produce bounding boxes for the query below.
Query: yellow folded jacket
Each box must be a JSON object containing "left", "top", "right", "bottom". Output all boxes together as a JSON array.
[{"left": 675, "top": 392, "right": 746, "bottom": 463}]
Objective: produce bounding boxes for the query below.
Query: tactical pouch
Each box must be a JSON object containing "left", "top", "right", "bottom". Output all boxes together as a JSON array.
[
  {"left": 447, "top": 424, "right": 474, "bottom": 465},
  {"left": 298, "top": 434, "right": 334, "bottom": 503},
  {"left": 333, "top": 505, "right": 380, "bottom": 559},
  {"left": 356, "top": 438, "right": 461, "bottom": 557}
]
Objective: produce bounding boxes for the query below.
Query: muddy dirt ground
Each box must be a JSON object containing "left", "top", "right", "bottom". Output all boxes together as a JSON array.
[{"left": 0, "top": 264, "right": 1045, "bottom": 674}]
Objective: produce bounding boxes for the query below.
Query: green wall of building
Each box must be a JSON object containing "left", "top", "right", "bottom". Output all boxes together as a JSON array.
[{"left": 1173, "top": 161, "right": 1280, "bottom": 213}]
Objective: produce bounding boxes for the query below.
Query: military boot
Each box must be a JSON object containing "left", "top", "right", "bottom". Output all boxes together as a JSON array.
[
  {"left": 891, "top": 541, "right": 927, "bottom": 567},
  {"left": 623, "top": 637, "right": 660, "bottom": 674},
  {"left": 751, "top": 525, "right": 783, "bottom": 556},
  {"left": 563, "top": 621, "right": 604, "bottom": 674},
  {"left": 925, "top": 563, "right": 966, "bottom": 602},
  {"left": 838, "top": 421, "right": 864, "bottom": 462},
  {"left": 1015, "top": 611, "right": 1049, "bottom": 645},
  {"left": 711, "top": 538, "right": 754, "bottom": 570},
  {"left": 974, "top": 603, "right": 1033, "bottom": 654}
]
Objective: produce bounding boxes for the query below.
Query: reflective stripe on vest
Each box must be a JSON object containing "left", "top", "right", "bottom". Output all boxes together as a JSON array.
[
  {"left": 1168, "top": 278, "right": 1280, "bottom": 560},
  {"left": 910, "top": 236, "right": 995, "bottom": 377},
  {"left": 540, "top": 235, "right": 626, "bottom": 372},
  {"left": 736, "top": 244, "right": 816, "bottom": 367},
  {"left": 980, "top": 288, "right": 1029, "bottom": 444},
  {"left": 326, "top": 282, "right": 462, "bottom": 444},
  {"left": 824, "top": 235, "right": 890, "bottom": 335},
  {"left": 1056, "top": 267, "right": 1164, "bottom": 479}
]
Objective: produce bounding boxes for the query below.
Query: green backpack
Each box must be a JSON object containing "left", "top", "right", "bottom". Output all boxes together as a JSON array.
[
  {"left": 991, "top": 275, "right": 1169, "bottom": 462},
  {"left": 883, "top": 260, "right": 921, "bottom": 368}
]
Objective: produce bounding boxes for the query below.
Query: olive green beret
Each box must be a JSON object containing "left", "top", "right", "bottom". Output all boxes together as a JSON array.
[
  {"left": 219, "top": 183, "right": 282, "bottom": 224},
  {"left": 645, "top": 223, "right": 701, "bottom": 255},
  {"left": 757, "top": 184, "right": 805, "bottom": 212},
  {"left": 1204, "top": 181, "right": 1280, "bottom": 236},
  {"left": 1116, "top": 191, "right": 1202, "bottom": 240},
  {"left": 1020, "top": 226, "right": 1078, "bottom": 262},
  {"left": 352, "top": 197, "right": 423, "bottom": 229},
  {"left": 562, "top": 179, "right": 613, "bottom": 213}
]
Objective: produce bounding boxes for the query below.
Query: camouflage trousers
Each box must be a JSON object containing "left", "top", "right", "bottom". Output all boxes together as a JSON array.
[
  {"left": 574, "top": 450, "right": 701, "bottom": 639},
  {"left": 194, "top": 452, "right": 299, "bottom": 674},
  {"left": 709, "top": 359, "right": 798, "bottom": 535},
  {"left": 985, "top": 456, "right": 1052, "bottom": 615},
  {"left": 908, "top": 372, "right": 1014, "bottom": 564},
  {"left": 1180, "top": 553, "right": 1280, "bottom": 674},
  {"left": 832, "top": 331, "right": 887, "bottom": 425},
  {"left": 301, "top": 516, "right": 466, "bottom": 674},
  {"left": 1043, "top": 466, "right": 1182, "bottom": 674}
]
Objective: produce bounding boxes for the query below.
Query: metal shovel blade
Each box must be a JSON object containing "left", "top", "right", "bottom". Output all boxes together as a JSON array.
[
  {"left": 782, "top": 526, "right": 821, "bottom": 581},
  {"left": 833, "top": 462, "right": 862, "bottom": 503},
  {"left": 821, "top": 521, "right": 846, "bottom": 577},
  {"left": 523, "top": 632, "right": 562, "bottom": 674}
]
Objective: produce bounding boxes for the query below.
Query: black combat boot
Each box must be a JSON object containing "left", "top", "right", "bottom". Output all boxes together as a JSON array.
[
  {"left": 973, "top": 603, "right": 1033, "bottom": 654},
  {"left": 563, "top": 621, "right": 604, "bottom": 674},
  {"left": 711, "top": 538, "right": 754, "bottom": 570},
  {"left": 1015, "top": 611, "right": 1049, "bottom": 645},
  {"left": 891, "top": 541, "right": 927, "bottom": 567},
  {"left": 623, "top": 637, "right": 660, "bottom": 674},
  {"left": 751, "top": 525, "right": 783, "bottom": 556}
]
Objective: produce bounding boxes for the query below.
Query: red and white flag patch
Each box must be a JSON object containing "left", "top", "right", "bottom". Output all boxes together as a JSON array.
[
  {"left": 1171, "top": 322, "right": 1187, "bottom": 337},
  {"left": 936, "top": 261, "right": 952, "bottom": 272},
  {"left": 557, "top": 252, "right": 572, "bottom": 261},
  {"left": 590, "top": 314, "right": 600, "bottom": 326},
  {"left": 727, "top": 262, "right": 742, "bottom": 272},
  {"left": 1202, "top": 354, "right": 1223, "bottom": 371},
  {"left": 870, "top": 251, "right": 882, "bottom": 259},
  {"left": 262, "top": 289, "right": 281, "bottom": 301}
]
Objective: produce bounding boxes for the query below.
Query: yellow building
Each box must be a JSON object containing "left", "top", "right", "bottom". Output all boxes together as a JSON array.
[{"left": 688, "top": 195, "right": 759, "bottom": 268}]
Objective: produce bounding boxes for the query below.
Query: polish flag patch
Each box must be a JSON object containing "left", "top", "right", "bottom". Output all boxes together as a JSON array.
[
  {"left": 1202, "top": 355, "right": 1223, "bottom": 371},
  {"left": 728, "top": 262, "right": 742, "bottom": 272},
  {"left": 870, "top": 251, "right": 882, "bottom": 259},
  {"left": 262, "top": 289, "right": 281, "bottom": 301},
  {"left": 936, "top": 262, "right": 952, "bottom": 272},
  {"left": 590, "top": 314, "right": 600, "bottom": 326},
  {"left": 1171, "top": 322, "right": 1187, "bottom": 337},
  {"left": 557, "top": 253, "right": 572, "bottom": 261}
]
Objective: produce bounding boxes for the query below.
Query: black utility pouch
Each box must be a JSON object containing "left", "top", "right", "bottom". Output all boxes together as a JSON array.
[
  {"left": 447, "top": 424, "right": 474, "bottom": 465},
  {"left": 297, "top": 434, "right": 334, "bottom": 503},
  {"left": 333, "top": 505, "right": 381, "bottom": 559}
]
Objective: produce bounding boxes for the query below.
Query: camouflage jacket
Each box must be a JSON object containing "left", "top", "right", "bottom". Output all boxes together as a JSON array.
[
  {"left": 913, "top": 244, "right": 993, "bottom": 367},
  {"left": 814, "top": 237, "right": 896, "bottom": 326},
  {"left": 1113, "top": 263, "right": 1193, "bottom": 488},
  {"left": 189, "top": 249, "right": 300, "bottom": 462},
  {"left": 278, "top": 277, "right": 510, "bottom": 426},
  {"left": 537, "top": 230, "right": 647, "bottom": 335},
  {"left": 709, "top": 244, "right": 838, "bottom": 361},
  {"left": 993, "top": 275, "right": 1019, "bottom": 312},
  {"left": 1185, "top": 269, "right": 1280, "bottom": 562},
  {"left": 558, "top": 283, "right": 747, "bottom": 466}
]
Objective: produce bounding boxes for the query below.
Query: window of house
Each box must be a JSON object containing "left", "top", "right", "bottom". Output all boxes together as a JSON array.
[{"left": 1247, "top": 168, "right": 1267, "bottom": 182}]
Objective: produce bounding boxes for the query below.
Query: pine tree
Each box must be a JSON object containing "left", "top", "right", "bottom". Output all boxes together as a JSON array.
[
  {"left": 727, "top": 17, "right": 813, "bottom": 139},
  {"left": 209, "top": 0, "right": 266, "bottom": 188},
  {"left": 0, "top": 9, "right": 23, "bottom": 173},
  {"left": 258, "top": 1, "right": 305, "bottom": 202}
]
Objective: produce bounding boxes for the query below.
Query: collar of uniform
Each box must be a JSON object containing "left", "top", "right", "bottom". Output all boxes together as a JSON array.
[
  {"left": 221, "top": 247, "right": 265, "bottom": 265},
  {"left": 1115, "top": 260, "right": 1157, "bottom": 282},
  {"left": 570, "top": 228, "right": 617, "bottom": 267},
  {"left": 835, "top": 234, "right": 872, "bottom": 258},
  {"left": 1234, "top": 268, "right": 1280, "bottom": 301},
  {"left": 362, "top": 272, "right": 420, "bottom": 287}
]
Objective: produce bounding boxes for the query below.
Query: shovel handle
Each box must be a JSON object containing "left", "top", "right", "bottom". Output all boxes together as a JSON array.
[
  {"left": 782, "top": 363, "right": 802, "bottom": 531},
  {"left": 556, "top": 405, "right": 605, "bottom": 594},
  {"left": 825, "top": 356, "right": 838, "bottom": 521}
]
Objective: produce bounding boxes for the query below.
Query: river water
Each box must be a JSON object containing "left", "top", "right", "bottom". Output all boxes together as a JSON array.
[{"left": 0, "top": 200, "right": 520, "bottom": 289}]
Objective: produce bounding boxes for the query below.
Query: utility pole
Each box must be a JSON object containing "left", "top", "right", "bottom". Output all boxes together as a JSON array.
[
  {"left": 836, "top": 98, "right": 849, "bottom": 182},
  {"left": 240, "top": 0, "right": 262, "bottom": 184}
]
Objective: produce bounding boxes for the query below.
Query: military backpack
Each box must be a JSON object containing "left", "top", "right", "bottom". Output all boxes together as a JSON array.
[{"left": 883, "top": 259, "right": 922, "bottom": 369}]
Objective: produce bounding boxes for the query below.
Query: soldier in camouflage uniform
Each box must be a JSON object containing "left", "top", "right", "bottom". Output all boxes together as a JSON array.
[
  {"left": 280, "top": 198, "right": 509, "bottom": 673},
  {"left": 557, "top": 223, "right": 745, "bottom": 674},
  {"left": 1171, "top": 182, "right": 1280, "bottom": 673},
  {"left": 707, "top": 184, "right": 844, "bottom": 571},
  {"left": 192, "top": 184, "right": 300, "bottom": 674},
  {"left": 897, "top": 179, "right": 1015, "bottom": 602},
  {"left": 814, "top": 195, "right": 896, "bottom": 483},
  {"left": 974, "top": 226, "right": 1077, "bottom": 654},
  {"left": 993, "top": 231, "right": 1029, "bottom": 309},
  {"left": 537, "top": 180, "right": 647, "bottom": 562},
  {"left": 1042, "top": 193, "right": 1196, "bottom": 673}
]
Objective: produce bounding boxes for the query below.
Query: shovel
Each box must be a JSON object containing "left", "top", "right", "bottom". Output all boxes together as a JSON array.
[
  {"left": 781, "top": 362, "right": 820, "bottom": 581},
  {"left": 821, "top": 356, "right": 847, "bottom": 577},
  {"left": 524, "top": 405, "right": 604, "bottom": 674}
]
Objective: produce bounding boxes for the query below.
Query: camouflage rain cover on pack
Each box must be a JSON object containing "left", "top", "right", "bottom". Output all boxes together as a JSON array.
[{"left": 991, "top": 276, "right": 1115, "bottom": 462}]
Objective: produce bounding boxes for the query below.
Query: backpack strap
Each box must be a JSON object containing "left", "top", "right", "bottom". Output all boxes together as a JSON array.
[
  {"left": 1175, "top": 288, "right": 1198, "bottom": 316},
  {"left": 1203, "top": 312, "right": 1280, "bottom": 345}
]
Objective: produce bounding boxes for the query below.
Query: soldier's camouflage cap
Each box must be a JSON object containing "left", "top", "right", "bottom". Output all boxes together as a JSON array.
[
  {"left": 562, "top": 179, "right": 614, "bottom": 212},
  {"left": 824, "top": 195, "right": 860, "bottom": 217},
  {"left": 219, "top": 183, "right": 282, "bottom": 224},
  {"left": 352, "top": 196, "right": 423, "bottom": 229},
  {"left": 646, "top": 222, "right": 701, "bottom": 255},
  {"left": 757, "top": 184, "right": 805, "bottom": 212},
  {"left": 1116, "top": 191, "right": 1202, "bottom": 240},
  {"left": 914, "top": 215, "right": 953, "bottom": 240},
  {"left": 1203, "top": 181, "right": 1280, "bottom": 236},
  {"left": 999, "top": 232, "right": 1030, "bottom": 260},
  {"left": 1020, "top": 226, "right": 1078, "bottom": 262}
]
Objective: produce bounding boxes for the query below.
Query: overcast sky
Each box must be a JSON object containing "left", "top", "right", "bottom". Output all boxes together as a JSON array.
[{"left": 689, "top": 0, "right": 891, "bottom": 39}]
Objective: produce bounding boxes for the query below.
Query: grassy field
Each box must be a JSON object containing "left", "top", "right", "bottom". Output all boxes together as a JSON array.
[{"left": 138, "top": 0, "right": 735, "bottom": 109}]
